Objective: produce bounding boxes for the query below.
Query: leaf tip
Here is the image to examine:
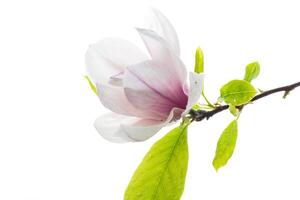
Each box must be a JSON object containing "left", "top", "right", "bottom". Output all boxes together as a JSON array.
[{"left": 213, "top": 161, "right": 220, "bottom": 172}]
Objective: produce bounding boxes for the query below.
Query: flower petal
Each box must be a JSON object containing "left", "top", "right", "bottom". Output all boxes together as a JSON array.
[
  {"left": 94, "top": 113, "right": 163, "bottom": 143},
  {"left": 183, "top": 72, "right": 205, "bottom": 115},
  {"left": 94, "top": 113, "right": 136, "bottom": 143},
  {"left": 121, "top": 119, "right": 165, "bottom": 142},
  {"left": 148, "top": 8, "right": 180, "bottom": 55},
  {"left": 94, "top": 108, "right": 184, "bottom": 143},
  {"left": 123, "top": 60, "right": 188, "bottom": 119},
  {"left": 136, "top": 28, "right": 187, "bottom": 83},
  {"left": 96, "top": 83, "right": 160, "bottom": 120},
  {"left": 85, "top": 38, "right": 147, "bottom": 83}
]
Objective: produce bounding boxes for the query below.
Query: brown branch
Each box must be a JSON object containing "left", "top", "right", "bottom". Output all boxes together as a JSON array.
[{"left": 190, "top": 81, "right": 300, "bottom": 122}]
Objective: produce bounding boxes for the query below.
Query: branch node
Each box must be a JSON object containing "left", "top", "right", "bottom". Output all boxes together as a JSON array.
[{"left": 283, "top": 91, "right": 290, "bottom": 99}]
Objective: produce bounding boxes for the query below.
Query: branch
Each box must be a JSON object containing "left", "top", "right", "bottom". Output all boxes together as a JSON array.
[{"left": 190, "top": 81, "right": 300, "bottom": 122}]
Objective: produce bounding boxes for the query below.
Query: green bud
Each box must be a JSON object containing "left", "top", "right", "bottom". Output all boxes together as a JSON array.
[
  {"left": 84, "top": 75, "right": 98, "bottom": 95},
  {"left": 194, "top": 47, "right": 204, "bottom": 74}
]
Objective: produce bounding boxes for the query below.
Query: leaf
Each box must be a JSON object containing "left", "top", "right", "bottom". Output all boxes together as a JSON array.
[
  {"left": 220, "top": 79, "right": 257, "bottom": 106},
  {"left": 229, "top": 104, "right": 239, "bottom": 116},
  {"left": 192, "top": 103, "right": 201, "bottom": 110},
  {"left": 84, "top": 75, "right": 98, "bottom": 95},
  {"left": 213, "top": 120, "right": 238, "bottom": 171},
  {"left": 194, "top": 47, "right": 204, "bottom": 74},
  {"left": 244, "top": 61, "right": 260, "bottom": 82},
  {"left": 124, "top": 124, "right": 189, "bottom": 200}
]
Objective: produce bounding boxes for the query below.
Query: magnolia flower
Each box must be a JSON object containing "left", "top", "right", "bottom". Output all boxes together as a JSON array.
[{"left": 85, "top": 9, "right": 204, "bottom": 142}]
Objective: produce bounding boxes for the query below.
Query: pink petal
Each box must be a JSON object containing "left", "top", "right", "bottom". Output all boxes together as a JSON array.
[
  {"left": 96, "top": 83, "right": 161, "bottom": 120},
  {"left": 123, "top": 60, "right": 188, "bottom": 119},
  {"left": 149, "top": 8, "right": 180, "bottom": 55},
  {"left": 136, "top": 28, "right": 187, "bottom": 84},
  {"left": 85, "top": 38, "right": 147, "bottom": 83}
]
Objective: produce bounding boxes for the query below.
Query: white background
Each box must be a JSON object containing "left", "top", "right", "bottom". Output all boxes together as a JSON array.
[{"left": 1, "top": 0, "right": 300, "bottom": 199}]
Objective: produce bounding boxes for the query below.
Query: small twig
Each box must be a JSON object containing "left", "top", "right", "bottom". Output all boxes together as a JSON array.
[
  {"left": 191, "top": 81, "right": 300, "bottom": 122},
  {"left": 201, "top": 92, "right": 215, "bottom": 108}
]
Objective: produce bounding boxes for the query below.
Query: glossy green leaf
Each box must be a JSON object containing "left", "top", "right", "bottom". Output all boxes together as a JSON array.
[
  {"left": 124, "top": 124, "right": 189, "bottom": 200},
  {"left": 244, "top": 61, "right": 260, "bottom": 82},
  {"left": 220, "top": 80, "right": 257, "bottom": 106},
  {"left": 84, "top": 75, "right": 98, "bottom": 95},
  {"left": 194, "top": 47, "right": 204, "bottom": 74},
  {"left": 213, "top": 120, "right": 238, "bottom": 171}
]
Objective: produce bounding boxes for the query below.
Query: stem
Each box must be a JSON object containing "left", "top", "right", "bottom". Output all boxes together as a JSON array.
[
  {"left": 202, "top": 91, "right": 215, "bottom": 108},
  {"left": 190, "top": 81, "right": 300, "bottom": 122}
]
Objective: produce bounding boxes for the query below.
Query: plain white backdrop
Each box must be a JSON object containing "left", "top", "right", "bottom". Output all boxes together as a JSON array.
[{"left": 1, "top": 0, "right": 300, "bottom": 199}]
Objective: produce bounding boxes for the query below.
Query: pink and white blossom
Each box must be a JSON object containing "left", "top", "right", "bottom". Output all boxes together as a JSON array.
[{"left": 85, "top": 9, "right": 204, "bottom": 142}]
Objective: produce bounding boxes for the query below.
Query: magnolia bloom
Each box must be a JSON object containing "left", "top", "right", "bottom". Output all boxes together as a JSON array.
[{"left": 86, "top": 9, "right": 204, "bottom": 142}]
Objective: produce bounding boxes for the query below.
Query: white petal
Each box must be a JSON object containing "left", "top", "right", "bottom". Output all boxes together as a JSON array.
[
  {"left": 136, "top": 28, "right": 187, "bottom": 83},
  {"left": 183, "top": 72, "right": 205, "bottom": 115},
  {"left": 94, "top": 108, "right": 184, "bottom": 143},
  {"left": 85, "top": 38, "right": 147, "bottom": 83},
  {"left": 122, "top": 107, "right": 185, "bottom": 141},
  {"left": 148, "top": 8, "right": 180, "bottom": 55},
  {"left": 94, "top": 113, "right": 164, "bottom": 143},
  {"left": 94, "top": 113, "right": 135, "bottom": 143},
  {"left": 96, "top": 83, "right": 160, "bottom": 120},
  {"left": 121, "top": 119, "right": 165, "bottom": 142}
]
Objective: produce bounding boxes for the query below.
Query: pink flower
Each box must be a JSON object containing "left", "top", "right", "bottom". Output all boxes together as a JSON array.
[{"left": 85, "top": 9, "right": 204, "bottom": 142}]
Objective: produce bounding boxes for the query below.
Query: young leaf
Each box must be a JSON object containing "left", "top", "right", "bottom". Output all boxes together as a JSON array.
[
  {"left": 124, "top": 124, "right": 189, "bottom": 200},
  {"left": 84, "top": 75, "right": 98, "bottom": 95},
  {"left": 229, "top": 104, "right": 239, "bottom": 116},
  {"left": 192, "top": 103, "right": 201, "bottom": 110},
  {"left": 194, "top": 47, "right": 204, "bottom": 74},
  {"left": 213, "top": 120, "right": 238, "bottom": 171},
  {"left": 220, "top": 80, "right": 257, "bottom": 106},
  {"left": 244, "top": 61, "right": 260, "bottom": 82}
]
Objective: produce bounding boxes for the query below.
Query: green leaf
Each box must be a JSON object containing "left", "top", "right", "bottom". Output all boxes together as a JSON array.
[
  {"left": 84, "top": 75, "right": 98, "bottom": 95},
  {"left": 244, "top": 61, "right": 260, "bottom": 82},
  {"left": 124, "top": 124, "right": 189, "bottom": 200},
  {"left": 229, "top": 104, "right": 239, "bottom": 116},
  {"left": 192, "top": 103, "right": 201, "bottom": 110},
  {"left": 194, "top": 47, "right": 204, "bottom": 74},
  {"left": 213, "top": 120, "right": 238, "bottom": 171},
  {"left": 220, "top": 79, "right": 257, "bottom": 106}
]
